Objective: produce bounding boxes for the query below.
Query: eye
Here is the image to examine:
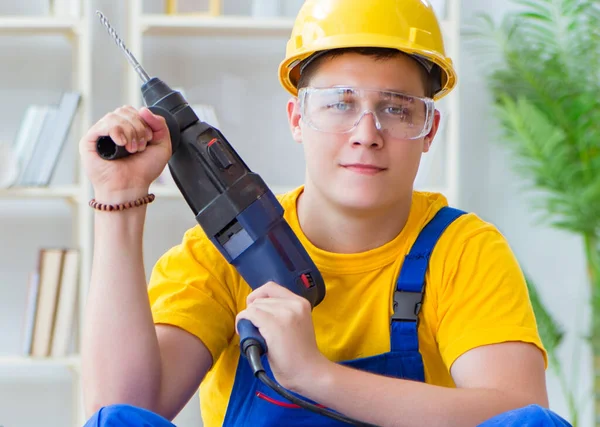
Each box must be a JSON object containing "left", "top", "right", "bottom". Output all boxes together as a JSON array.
[
  {"left": 384, "top": 106, "right": 410, "bottom": 117},
  {"left": 326, "top": 101, "right": 353, "bottom": 111}
]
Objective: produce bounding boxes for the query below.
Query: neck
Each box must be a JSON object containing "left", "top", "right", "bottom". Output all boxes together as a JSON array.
[{"left": 296, "top": 185, "right": 412, "bottom": 254}]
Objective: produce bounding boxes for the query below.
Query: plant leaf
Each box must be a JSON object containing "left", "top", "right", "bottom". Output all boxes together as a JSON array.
[
  {"left": 464, "top": 0, "right": 600, "bottom": 236},
  {"left": 524, "top": 272, "right": 564, "bottom": 365}
]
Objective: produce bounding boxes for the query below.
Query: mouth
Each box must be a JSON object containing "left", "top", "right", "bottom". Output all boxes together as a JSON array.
[{"left": 341, "top": 163, "right": 387, "bottom": 175}]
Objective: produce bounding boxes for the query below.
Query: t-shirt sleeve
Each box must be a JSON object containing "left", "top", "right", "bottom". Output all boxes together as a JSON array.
[
  {"left": 147, "top": 226, "right": 239, "bottom": 364},
  {"left": 432, "top": 217, "right": 548, "bottom": 372}
]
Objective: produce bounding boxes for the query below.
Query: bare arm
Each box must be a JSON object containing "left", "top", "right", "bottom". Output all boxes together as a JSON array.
[
  {"left": 79, "top": 106, "right": 212, "bottom": 419},
  {"left": 82, "top": 195, "right": 213, "bottom": 419},
  {"left": 295, "top": 342, "right": 548, "bottom": 427}
]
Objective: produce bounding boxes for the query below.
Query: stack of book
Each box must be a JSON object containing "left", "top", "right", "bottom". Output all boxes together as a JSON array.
[
  {"left": 21, "top": 248, "right": 80, "bottom": 358},
  {"left": 2, "top": 91, "right": 80, "bottom": 189}
]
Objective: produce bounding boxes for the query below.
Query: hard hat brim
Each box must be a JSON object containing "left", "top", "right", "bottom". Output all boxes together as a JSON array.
[{"left": 278, "top": 34, "right": 457, "bottom": 101}]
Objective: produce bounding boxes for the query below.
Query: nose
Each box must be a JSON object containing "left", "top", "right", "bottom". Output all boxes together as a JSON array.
[{"left": 350, "top": 110, "right": 384, "bottom": 148}]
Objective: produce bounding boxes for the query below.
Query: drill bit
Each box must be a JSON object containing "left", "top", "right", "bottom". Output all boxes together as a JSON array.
[{"left": 96, "top": 10, "right": 150, "bottom": 84}]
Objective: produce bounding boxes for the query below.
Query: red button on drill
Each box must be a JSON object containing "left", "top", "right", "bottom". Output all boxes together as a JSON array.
[
  {"left": 207, "top": 138, "right": 234, "bottom": 169},
  {"left": 300, "top": 273, "right": 311, "bottom": 289}
]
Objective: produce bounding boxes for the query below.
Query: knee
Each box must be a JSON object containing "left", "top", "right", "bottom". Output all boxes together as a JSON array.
[{"left": 83, "top": 404, "right": 176, "bottom": 427}]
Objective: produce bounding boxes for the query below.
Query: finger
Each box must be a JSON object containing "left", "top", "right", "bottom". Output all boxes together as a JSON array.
[
  {"left": 249, "top": 298, "right": 311, "bottom": 320},
  {"left": 116, "top": 106, "right": 153, "bottom": 151},
  {"left": 139, "top": 107, "right": 170, "bottom": 144},
  {"left": 235, "top": 306, "right": 276, "bottom": 336},
  {"left": 248, "top": 298, "right": 289, "bottom": 306},
  {"left": 122, "top": 106, "right": 153, "bottom": 149},
  {"left": 83, "top": 114, "right": 126, "bottom": 152},
  {"left": 114, "top": 107, "right": 145, "bottom": 152},
  {"left": 88, "top": 112, "right": 139, "bottom": 153},
  {"left": 247, "top": 299, "right": 291, "bottom": 314},
  {"left": 247, "top": 282, "right": 297, "bottom": 304},
  {"left": 106, "top": 124, "right": 128, "bottom": 150},
  {"left": 110, "top": 115, "right": 140, "bottom": 153}
]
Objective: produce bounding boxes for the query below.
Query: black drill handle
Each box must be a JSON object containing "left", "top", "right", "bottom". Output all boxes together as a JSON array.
[
  {"left": 95, "top": 106, "right": 181, "bottom": 160},
  {"left": 96, "top": 136, "right": 130, "bottom": 160}
]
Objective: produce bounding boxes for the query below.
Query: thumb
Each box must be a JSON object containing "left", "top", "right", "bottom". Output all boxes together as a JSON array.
[{"left": 139, "top": 107, "right": 170, "bottom": 142}]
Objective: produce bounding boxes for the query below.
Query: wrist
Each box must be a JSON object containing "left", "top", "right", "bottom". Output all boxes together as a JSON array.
[{"left": 293, "top": 355, "right": 336, "bottom": 396}]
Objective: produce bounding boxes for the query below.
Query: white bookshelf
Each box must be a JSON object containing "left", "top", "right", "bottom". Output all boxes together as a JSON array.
[
  {"left": 0, "top": 1, "right": 462, "bottom": 426},
  {"left": 0, "top": 1, "right": 91, "bottom": 426},
  {"left": 0, "top": 185, "right": 80, "bottom": 200},
  {"left": 0, "top": 16, "right": 80, "bottom": 34},
  {"left": 140, "top": 14, "right": 296, "bottom": 36}
]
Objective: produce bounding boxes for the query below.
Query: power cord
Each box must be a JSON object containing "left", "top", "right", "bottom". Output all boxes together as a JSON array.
[{"left": 245, "top": 343, "right": 380, "bottom": 427}]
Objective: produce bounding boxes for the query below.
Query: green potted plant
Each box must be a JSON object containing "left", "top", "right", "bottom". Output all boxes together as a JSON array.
[
  {"left": 463, "top": 0, "right": 600, "bottom": 424},
  {"left": 525, "top": 273, "right": 581, "bottom": 425}
]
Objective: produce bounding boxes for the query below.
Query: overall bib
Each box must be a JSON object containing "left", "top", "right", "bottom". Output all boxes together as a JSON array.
[{"left": 83, "top": 207, "right": 572, "bottom": 427}]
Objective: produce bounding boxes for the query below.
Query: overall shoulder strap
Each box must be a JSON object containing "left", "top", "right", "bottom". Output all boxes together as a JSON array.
[{"left": 393, "top": 206, "right": 466, "bottom": 322}]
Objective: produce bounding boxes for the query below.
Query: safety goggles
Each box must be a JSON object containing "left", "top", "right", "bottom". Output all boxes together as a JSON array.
[{"left": 298, "top": 87, "right": 435, "bottom": 140}]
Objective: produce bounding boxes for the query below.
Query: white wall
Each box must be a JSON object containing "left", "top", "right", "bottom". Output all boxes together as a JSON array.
[
  {"left": 0, "top": 0, "right": 591, "bottom": 426},
  {"left": 459, "top": 1, "right": 592, "bottom": 426}
]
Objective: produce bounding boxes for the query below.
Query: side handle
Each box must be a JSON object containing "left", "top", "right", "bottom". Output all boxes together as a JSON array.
[{"left": 95, "top": 106, "right": 181, "bottom": 160}]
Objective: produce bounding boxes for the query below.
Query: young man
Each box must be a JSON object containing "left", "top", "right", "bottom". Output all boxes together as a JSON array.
[{"left": 80, "top": 0, "right": 571, "bottom": 426}]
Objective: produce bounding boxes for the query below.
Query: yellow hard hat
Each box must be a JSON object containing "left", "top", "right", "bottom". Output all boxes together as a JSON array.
[{"left": 278, "top": 0, "right": 457, "bottom": 101}]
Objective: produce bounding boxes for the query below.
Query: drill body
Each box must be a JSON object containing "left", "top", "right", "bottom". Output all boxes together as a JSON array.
[{"left": 98, "top": 77, "right": 326, "bottom": 355}]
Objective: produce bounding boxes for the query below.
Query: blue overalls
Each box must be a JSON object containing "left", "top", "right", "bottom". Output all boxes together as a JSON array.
[{"left": 83, "top": 207, "right": 572, "bottom": 427}]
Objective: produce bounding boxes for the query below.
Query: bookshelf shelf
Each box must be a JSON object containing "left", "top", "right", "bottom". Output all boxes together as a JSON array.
[
  {"left": 0, "top": 16, "right": 80, "bottom": 35},
  {"left": 140, "top": 14, "right": 455, "bottom": 40},
  {"left": 0, "top": 185, "right": 80, "bottom": 201},
  {"left": 0, "top": 355, "right": 80, "bottom": 369},
  {"left": 140, "top": 14, "right": 295, "bottom": 37}
]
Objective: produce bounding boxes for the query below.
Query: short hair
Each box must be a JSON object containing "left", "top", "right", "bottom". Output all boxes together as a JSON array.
[{"left": 296, "top": 47, "right": 439, "bottom": 98}]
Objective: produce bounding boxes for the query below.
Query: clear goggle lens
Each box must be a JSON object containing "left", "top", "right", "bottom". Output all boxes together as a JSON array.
[{"left": 299, "top": 87, "right": 435, "bottom": 140}]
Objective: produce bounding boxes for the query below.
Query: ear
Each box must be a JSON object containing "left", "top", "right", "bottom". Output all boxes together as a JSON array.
[
  {"left": 287, "top": 97, "right": 303, "bottom": 143},
  {"left": 422, "top": 109, "right": 441, "bottom": 153}
]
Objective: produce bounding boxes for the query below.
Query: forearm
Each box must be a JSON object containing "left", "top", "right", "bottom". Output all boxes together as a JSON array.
[
  {"left": 298, "top": 361, "right": 544, "bottom": 427},
  {"left": 82, "top": 189, "right": 161, "bottom": 414}
]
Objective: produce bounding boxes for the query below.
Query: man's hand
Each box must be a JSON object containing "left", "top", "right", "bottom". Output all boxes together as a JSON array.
[{"left": 235, "top": 281, "right": 330, "bottom": 391}]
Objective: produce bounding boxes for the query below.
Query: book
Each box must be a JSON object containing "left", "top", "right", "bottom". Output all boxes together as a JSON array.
[
  {"left": 21, "top": 247, "right": 80, "bottom": 358},
  {"left": 30, "top": 248, "right": 65, "bottom": 358},
  {"left": 18, "top": 92, "right": 81, "bottom": 187},
  {"left": 9, "top": 105, "right": 53, "bottom": 187},
  {"left": 35, "top": 92, "right": 81, "bottom": 186},
  {"left": 50, "top": 249, "right": 80, "bottom": 357},
  {"left": 14, "top": 106, "right": 57, "bottom": 187},
  {"left": 21, "top": 272, "right": 40, "bottom": 356}
]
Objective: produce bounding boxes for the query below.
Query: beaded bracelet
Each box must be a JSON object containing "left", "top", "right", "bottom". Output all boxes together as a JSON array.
[{"left": 89, "top": 193, "right": 156, "bottom": 211}]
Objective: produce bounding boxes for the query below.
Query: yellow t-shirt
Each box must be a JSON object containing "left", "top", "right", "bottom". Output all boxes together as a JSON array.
[{"left": 148, "top": 185, "right": 547, "bottom": 427}]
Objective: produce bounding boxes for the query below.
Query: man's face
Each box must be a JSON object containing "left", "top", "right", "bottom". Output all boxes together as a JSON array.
[{"left": 287, "top": 52, "right": 441, "bottom": 212}]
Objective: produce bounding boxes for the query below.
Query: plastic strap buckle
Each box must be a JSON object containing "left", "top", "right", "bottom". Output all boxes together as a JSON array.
[{"left": 392, "top": 290, "right": 423, "bottom": 321}]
